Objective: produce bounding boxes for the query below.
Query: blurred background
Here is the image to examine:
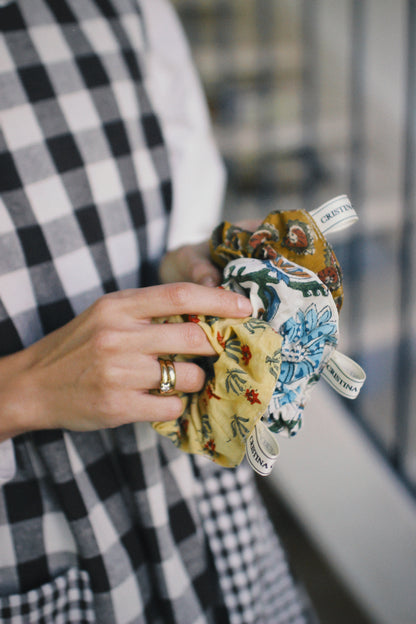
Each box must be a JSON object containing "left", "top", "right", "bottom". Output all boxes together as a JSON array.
[{"left": 172, "top": 1, "right": 416, "bottom": 623}]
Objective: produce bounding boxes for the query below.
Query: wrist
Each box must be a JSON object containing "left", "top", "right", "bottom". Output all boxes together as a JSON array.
[{"left": 0, "top": 346, "right": 43, "bottom": 441}]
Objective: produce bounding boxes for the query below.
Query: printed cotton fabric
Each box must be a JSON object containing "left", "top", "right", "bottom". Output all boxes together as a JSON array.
[
  {"left": 212, "top": 212, "right": 341, "bottom": 437},
  {"left": 223, "top": 257, "right": 338, "bottom": 438},
  {"left": 211, "top": 209, "right": 344, "bottom": 310},
  {"left": 153, "top": 314, "right": 282, "bottom": 466},
  {"left": 154, "top": 210, "right": 339, "bottom": 465},
  {"left": 0, "top": 2, "right": 311, "bottom": 623}
]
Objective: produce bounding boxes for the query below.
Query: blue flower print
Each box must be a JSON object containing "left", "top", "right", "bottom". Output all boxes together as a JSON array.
[{"left": 278, "top": 303, "right": 337, "bottom": 387}]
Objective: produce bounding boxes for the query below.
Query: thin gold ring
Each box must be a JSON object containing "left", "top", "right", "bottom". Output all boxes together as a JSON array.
[{"left": 158, "top": 358, "right": 176, "bottom": 395}]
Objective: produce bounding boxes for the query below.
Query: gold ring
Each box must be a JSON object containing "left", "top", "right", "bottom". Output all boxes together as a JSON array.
[{"left": 158, "top": 358, "right": 176, "bottom": 395}]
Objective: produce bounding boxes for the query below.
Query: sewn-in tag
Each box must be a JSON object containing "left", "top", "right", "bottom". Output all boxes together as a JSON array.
[
  {"left": 321, "top": 350, "right": 366, "bottom": 399},
  {"left": 245, "top": 420, "right": 279, "bottom": 476},
  {"left": 310, "top": 195, "right": 358, "bottom": 235}
]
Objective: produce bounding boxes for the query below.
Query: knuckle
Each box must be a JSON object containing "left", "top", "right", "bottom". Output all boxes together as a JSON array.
[
  {"left": 176, "top": 246, "right": 189, "bottom": 264},
  {"left": 91, "top": 295, "right": 116, "bottom": 326},
  {"left": 183, "top": 323, "right": 205, "bottom": 349},
  {"left": 94, "top": 360, "right": 117, "bottom": 388},
  {"left": 190, "top": 260, "right": 207, "bottom": 281},
  {"left": 166, "top": 282, "right": 192, "bottom": 309},
  {"left": 162, "top": 397, "right": 184, "bottom": 421},
  {"left": 97, "top": 388, "right": 121, "bottom": 421},
  {"left": 182, "top": 364, "right": 205, "bottom": 391},
  {"left": 92, "top": 328, "right": 119, "bottom": 353}
]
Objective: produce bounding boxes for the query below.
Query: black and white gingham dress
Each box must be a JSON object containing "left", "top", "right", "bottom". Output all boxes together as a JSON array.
[{"left": 0, "top": 1, "right": 311, "bottom": 622}]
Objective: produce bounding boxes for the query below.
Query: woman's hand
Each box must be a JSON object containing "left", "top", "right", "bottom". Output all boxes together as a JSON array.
[
  {"left": 0, "top": 284, "right": 252, "bottom": 440},
  {"left": 160, "top": 221, "right": 263, "bottom": 287},
  {"left": 159, "top": 241, "right": 222, "bottom": 287}
]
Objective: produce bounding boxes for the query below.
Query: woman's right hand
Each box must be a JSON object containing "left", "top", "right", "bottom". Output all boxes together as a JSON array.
[{"left": 0, "top": 283, "right": 252, "bottom": 441}]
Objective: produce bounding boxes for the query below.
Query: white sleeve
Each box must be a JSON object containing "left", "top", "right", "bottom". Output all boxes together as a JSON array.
[
  {"left": 0, "top": 439, "right": 16, "bottom": 486},
  {"left": 139, "top": 0, "right": 226, "bottom": 249}
]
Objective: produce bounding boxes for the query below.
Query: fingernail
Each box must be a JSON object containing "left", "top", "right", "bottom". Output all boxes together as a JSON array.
[{"left": 237, "top": 296, "right": 252, "bottom": 314}]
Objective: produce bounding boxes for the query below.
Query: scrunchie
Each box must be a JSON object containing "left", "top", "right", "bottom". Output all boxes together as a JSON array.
[
  {"left": 152, "top": 314, "right": 282, "bottom": 467},
  {"left": 222, "top": 256, "right": 338, "bottom": 438},
  {"left": 152, "top": 199, "right": 364, "bottom": 472},
  {"left": 211, "top": 208, "right": 344, "bottom": 310}
]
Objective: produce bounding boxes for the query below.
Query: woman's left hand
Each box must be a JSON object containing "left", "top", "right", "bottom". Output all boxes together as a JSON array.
[{"left": 159, "top": 241, "right": 222, "bottom": 287}]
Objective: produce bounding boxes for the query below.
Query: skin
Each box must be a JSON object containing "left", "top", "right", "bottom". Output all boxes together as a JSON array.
[{"left": 0, "top": 242, "right": 253, "bottom": 442}]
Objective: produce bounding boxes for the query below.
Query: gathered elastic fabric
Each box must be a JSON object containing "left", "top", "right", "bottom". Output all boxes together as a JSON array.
[
  {"left": 153, "top": 199, "right": 365, "bottom": 473},
  {"left": 153, "top": 314, "right": 282, "bottom": 467},
  {"left": 211, "top": 207, "right": 345, "bottom": 310}
]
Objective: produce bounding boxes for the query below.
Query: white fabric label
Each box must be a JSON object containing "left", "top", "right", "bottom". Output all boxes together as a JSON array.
[
  {"left": 245, "top": 420, "right": 279, "bottom": 476},
  {"left": 310, "top": 195, "right": 358, "bottom": 235},
  {"left": 322, "top": 350, "right": 366, "bottom": 399}
]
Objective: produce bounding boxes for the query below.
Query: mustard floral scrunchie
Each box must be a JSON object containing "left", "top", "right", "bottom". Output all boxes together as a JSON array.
[{"left": 211, "top": 208, "right": 344, "bottom": 310}]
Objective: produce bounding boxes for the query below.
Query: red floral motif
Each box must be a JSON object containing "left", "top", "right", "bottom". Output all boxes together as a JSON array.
[
  {"left": 187, "top": 314, "right": 200, "bottom": 323},
  {"left": 263, "top": 245, "right": 278, "bottom": 260},
  {"left": 204, "top": 439, "right": 216, "bottom": 455},
  {"left": 206, "top": 384, "right": 221, "bottom": 400},
  {"left": 283, "top": 224, "right": 310, "bottom": 252},
  {"left": 248, "top": 224, "right": 279, "bottom": 256},
  {"left": 317, "top": 266, "right": 340, "bottom": 289},
  {"left": 245, "top": 388, "right": 261, "bottom": 405},
  {"left": 216, "top": 331, "right": 226, "bottom": 348},
  {"left": 249, "top": 229, "right": 272, "bottom": 250},
  {"left": 241, "top": 344, "right": 252, "bottom": 365}
]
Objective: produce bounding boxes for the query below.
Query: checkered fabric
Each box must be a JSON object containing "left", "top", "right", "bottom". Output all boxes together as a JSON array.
[
  {"left": 0, "top": 1, "right": 312, "bottom": 622},
  {"left": 0, "top": 0, "right": 172, "bottom": 356},
  {"left": 193, "top": 457, "right": 312, "bottom": 624},
  {"left": 0, "top": 567, "right": 95, "bottom": 623}
]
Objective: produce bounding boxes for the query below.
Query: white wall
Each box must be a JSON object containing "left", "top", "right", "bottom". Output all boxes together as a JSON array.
[{"left": 268, "top": 385, "right": 416, "bottom": 624}]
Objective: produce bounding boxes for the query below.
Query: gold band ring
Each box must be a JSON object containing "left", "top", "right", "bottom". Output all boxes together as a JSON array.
[{"left": 158, "top": 358, "right": 176, "bottom": 395}]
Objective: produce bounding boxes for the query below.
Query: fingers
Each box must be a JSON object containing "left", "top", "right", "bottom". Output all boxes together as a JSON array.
[
  {"left": 189, "top": 258, "right": 222, "bottom": 287},
  {"left": 159, "top": 241, "right": 221, "bottom": 287},
  {"left": 127, "top": 393, "right": 184, "bottom": 423},
  {"left": 179, "top": 241, "right": 222, "bottom": 287},
  {"left": 116, "top": 282, "right": 252, "bottom": 320},
  {"left": 116, "top": 322, "right": 216, "bottom": 357},
  {"left": 150, "top": 359, "right": 207, "bottom": 394},
  {"left": 109, "top": 356, "right": 208, "bottom": 394},
  {"left": 100, "top": 357, "right": 206, "bottom": 424}
]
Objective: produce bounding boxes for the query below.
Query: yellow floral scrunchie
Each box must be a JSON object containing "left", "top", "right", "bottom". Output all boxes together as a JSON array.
[{"left": 152, "top": 314, "right": 282, "bottom": 467}]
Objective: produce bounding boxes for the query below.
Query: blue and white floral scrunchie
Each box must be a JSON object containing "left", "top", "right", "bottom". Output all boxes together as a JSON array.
[{"left": 223, "top": 255, "right": 339, "bottom": 440}]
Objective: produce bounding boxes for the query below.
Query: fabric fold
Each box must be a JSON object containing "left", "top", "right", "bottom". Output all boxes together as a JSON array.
[
  {"left": 211, "top": 207, "right": 344, "bottom": 310},
  {"left": 153, "top": 314, "right": 282, "bottom": 467}
]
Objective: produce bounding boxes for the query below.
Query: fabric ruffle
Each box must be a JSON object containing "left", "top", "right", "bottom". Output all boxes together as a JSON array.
[
  {"left": 211, "top": 208, "right": 344, "bottom": 310},
  {"left": 153, "top": 206, "right": 353, "bottom": 468},
  {"left": 153, "top": 314, "right": 282, "bottom": 467},
  {"left": 222, "top": 256, "right": 338, "bottom": 437}
]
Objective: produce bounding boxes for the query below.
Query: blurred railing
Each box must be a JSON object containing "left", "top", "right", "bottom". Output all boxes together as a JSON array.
[{"left": 173, "top": 0, "right": 416, "bottom": 495}]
